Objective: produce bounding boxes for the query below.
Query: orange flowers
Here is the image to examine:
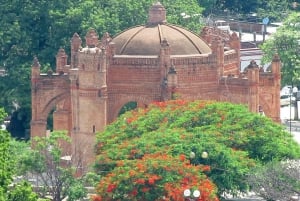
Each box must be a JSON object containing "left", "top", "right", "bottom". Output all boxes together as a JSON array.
[
  {"left": 106, "top": 183, "right": 117, "bottom": 193},
  {"left": 129, "top": 170, "right": 136, "bottom": 177},
  {"left": 200, "top": 165, "right": 211, "bottom": 172},
  {"left": 148, "top": 174, "right": 161, "bottom": 185},
  {"left": 134, "top": 178, "right": 145, "bottom": 185},
  {"left": 94, "top": 152, "right": 219, "bottom": 201},
  {"left": 179, "top": 154, "right": 186, "bottom": 162},
  {"left": 91, "top": 195, "right": 102, "bottom": 201}
]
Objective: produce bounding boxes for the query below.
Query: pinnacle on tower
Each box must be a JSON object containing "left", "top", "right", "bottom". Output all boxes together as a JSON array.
[
  {"left": 85, "top": 29, "right": 99, "bottom": 47},
  {"left": 147, "top": 1, "right": 167, "bottom": 25}
]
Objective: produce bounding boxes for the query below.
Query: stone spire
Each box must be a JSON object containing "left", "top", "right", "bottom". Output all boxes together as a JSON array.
[
  {"left": 56, "top": 48, "right": 67, "bottom": 73},
  {"left": 71, "top": 33, "right": 82, "bottom": 51},
  {"left": 85, "top": 29, "right": 99, "bottom": 47},
  {"left": 147, "top": 2, "right": 166, "bottom": 25},
  {"left": 31, "top": 57, "right": 40, "bottom": 80}
]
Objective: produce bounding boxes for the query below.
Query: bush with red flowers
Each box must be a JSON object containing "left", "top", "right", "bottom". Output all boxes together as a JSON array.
[{"left": 93, "top": 153, "right": 218, "bottom": 201}]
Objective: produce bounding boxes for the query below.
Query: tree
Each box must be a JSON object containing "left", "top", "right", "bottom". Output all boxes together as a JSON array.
[
  {"left": 256, "top": 0, "right": 299, "bottom": 21},
  {"left": 214, "top": 0, "right": 260, "bottom": 14},
  {"left": 0, "top": 107, "right": 39, "bottom": 201},
  {"left": 260, "top": 12, "right": 300, "bottom": 87},
  {"left": 7, "top": 181, "right": 38, "bottom": 201},
  {"left": 19, "top": 131, "right": 88, "bottom": 201},
  {"left": 0, "top": 130, "right": 13, "bottom": 200},
  {"left": 94, "top": 100, "right": 300, "bottom": 199},
  {"left": 0, "top": 108, "right": 14, "bottom": 200},
  {"left": 210, "top": 0, "right": 298, "bottom": 21},
  {"left": 247, "top": 160, "right": 300, "bottom": 201},
  {"left": 93, "top": 153, "right": 218, "bottom": 201}
]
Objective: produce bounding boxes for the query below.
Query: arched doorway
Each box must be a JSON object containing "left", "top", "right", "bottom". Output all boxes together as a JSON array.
[{"left": 118, "top": 101, "right": 138, "bottom": 116}]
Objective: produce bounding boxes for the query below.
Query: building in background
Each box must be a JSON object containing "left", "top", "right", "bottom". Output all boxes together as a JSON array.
[{"left": 31, "top": 2, "right": 281, "bottom": 170}]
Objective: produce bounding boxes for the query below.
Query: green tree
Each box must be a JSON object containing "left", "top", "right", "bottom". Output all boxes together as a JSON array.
[
  {"left": 211, "top": 0, "right": 297, "bottom": 21},
  {"left": 214, "top": 0, "right": 260, "bottom": 14},
  {"left": 19, "top": 131, "right": 87, "bottom": 201},
  {"left": 0, "top": 108, "right": 14, "bottom": 200},
  {"left": 260, "top": 12, "right": 300, "bottom": 87},
  {"left": 247, "top": 160, "right": 300, "bottom": 200},
  {"left": 94, "top": 100, "right": 300, "bottom": 199},
  {"left": 256, "top": 0, "right": 299, "bottom": 21},
  {"left": 7, "top": 181, "right": 38, "bottom": 201},
  {"left": 0, "top": 1, "right": 75, "bottom": 138},
  {"left": 0, "top": 130, "right": 13, "bottom": 200},
  {"left": 0, "top": 108, "right": 38, "bottom": 201}
]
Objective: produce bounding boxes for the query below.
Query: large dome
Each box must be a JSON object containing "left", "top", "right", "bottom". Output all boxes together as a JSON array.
[{"left": 111, "top": 2, "right": 211, "bottom": 56}]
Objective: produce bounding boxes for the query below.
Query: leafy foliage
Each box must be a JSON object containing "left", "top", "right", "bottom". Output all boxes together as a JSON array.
[
  {"left": 7, "top": 181, "right": 38, "bottom": 201},
  {"left": 256, "top": 0, "right": 296, "bottom": 21},
  {"left": 0, "top": 108, "right": 39, "bottom": 201},
  {"left": 93, "top": 153, "right": 218, "bottom": 201},
  {"left": 20, "top": 131, "right": 87, "bottom": 201},
  {"left": 0, "top": 108, "right": 14, "bottom": 199},
  {"left": 211, "top": 0, "right": 298, "bottom": 21},
  {"left": 247, "top": 160, "right": 300, "bottom": 200},
  {"left": 260, "top": 12, "right": 300, "bottom": 87},
  {"left": 0, "top": 129, "right": 14, "bottom": 200},
  {"left": 94, "top": 100, "right": 300, "bottom": 199}
]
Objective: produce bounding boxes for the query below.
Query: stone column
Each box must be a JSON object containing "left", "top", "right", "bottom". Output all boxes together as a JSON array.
[
  {"left": 30, "top": 120, "right": 47, "bottom": 139},
  {"left": 211, "top": 36, "right": 224, "bottom": 77},
  {"left": 56, "top": 48, "right": 68, "bottom": 73},
  {"left": 271, "top": 53, "right": 281, "bottom": 122},
  {"left": 70, "top": 33, "right": 82, "bottom": 68},
  {"left": 247, "top": 64, "right": 260, "bottom": 113}
]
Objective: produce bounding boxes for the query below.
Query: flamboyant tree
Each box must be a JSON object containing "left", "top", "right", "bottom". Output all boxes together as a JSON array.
[
  {"left": 94, "top": 100, "right": 300, "bottom": 199},
  {"left": 93, "top": 153, "right": 218, "bottom": 201}
]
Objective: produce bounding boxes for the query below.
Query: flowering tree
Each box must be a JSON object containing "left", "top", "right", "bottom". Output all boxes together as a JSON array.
[
  {"left": 93, "top": 153, "right": 218, "bottom": 201},
  {"left": 94, "top": 100, "right": 300, "bottom": 199}
]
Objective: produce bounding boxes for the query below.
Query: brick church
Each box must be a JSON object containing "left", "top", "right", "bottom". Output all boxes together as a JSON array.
[{"left": 31, "top": 2, "right": 281, "bottom": 169}]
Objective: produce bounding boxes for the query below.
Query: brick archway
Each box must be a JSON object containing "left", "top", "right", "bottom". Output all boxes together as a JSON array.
[
  {"left": 31, "top": 74, "right": 70, "bottom": 138},
  {"left": 41, "top": 93, "right": 70, "bottom": 121}
]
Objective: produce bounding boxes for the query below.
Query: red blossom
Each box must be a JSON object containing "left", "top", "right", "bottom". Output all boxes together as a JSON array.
[
  {"left": 148, "top": 177, "right": 155, "bottom": 185},
  {"left": 142, "top": 187, "right": 150, "bottom": 192},
  {"left": 129, "top": 170, "right": 136, "bottom": 177},
  {"left": 179, "top": 154, "right": 186, "bottom": 162},
  {"left": 130, "top": 188, "right": 138, "bottom": 196},
  {"left": 106, "top": 183, "right": 117, "bottom": 193},
  {"left": 135, "top": 178, "right": 145, "bottom": 184},
  {"left": 92, "top": 195, "right": 102, "bottom": 201},
  {"left": 201, "top": 165, "right": 211, "bottom": 172},
  {"left": 147, "top": 174, "right": 162, "bottom": 185}
]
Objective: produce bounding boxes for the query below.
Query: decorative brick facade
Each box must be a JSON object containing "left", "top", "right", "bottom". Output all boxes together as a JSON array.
[{"left": 31, "top": 2, "right": 281, "bottom": 170}]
